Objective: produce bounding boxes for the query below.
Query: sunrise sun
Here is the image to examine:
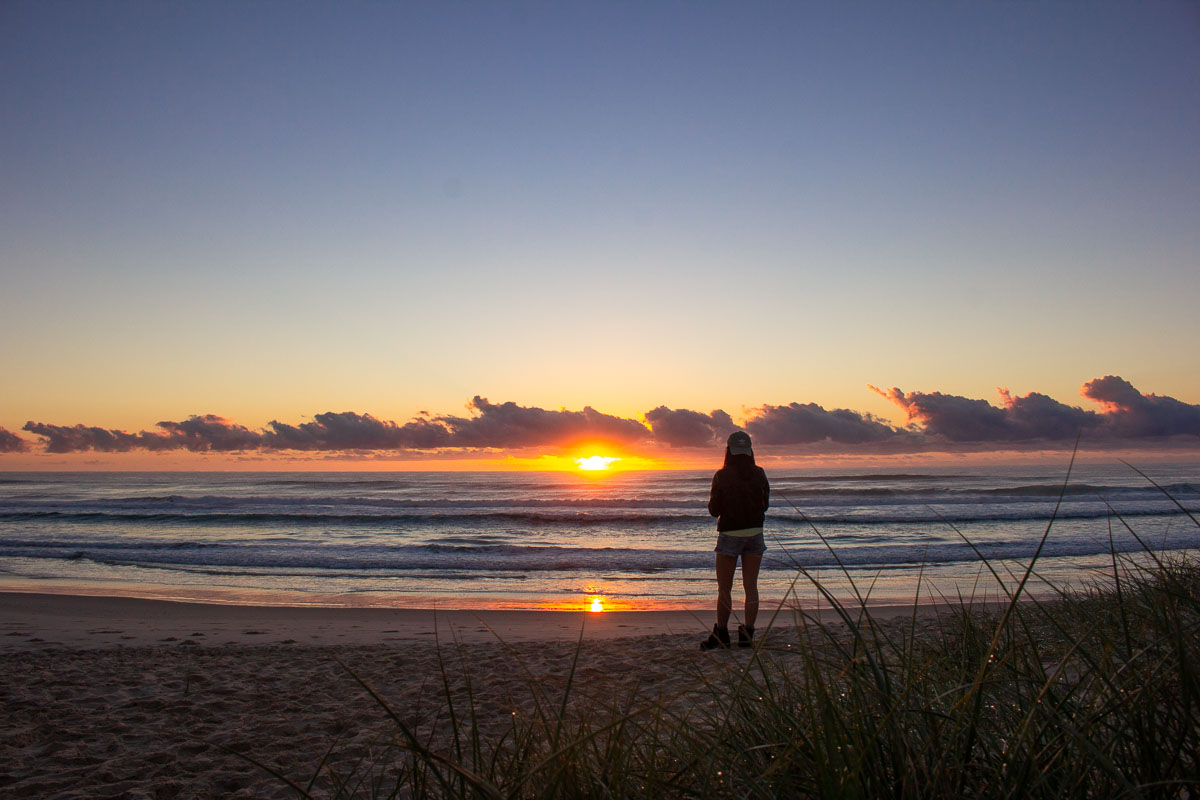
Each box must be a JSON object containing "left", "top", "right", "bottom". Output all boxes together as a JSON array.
[{"left": 575, "top": 455, "right": 620, "bottom": 471}]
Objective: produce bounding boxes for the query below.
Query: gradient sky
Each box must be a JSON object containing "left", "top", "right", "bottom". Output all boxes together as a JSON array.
[{"left": 2, "top": 2, "right": 1198, "bottom": 466}]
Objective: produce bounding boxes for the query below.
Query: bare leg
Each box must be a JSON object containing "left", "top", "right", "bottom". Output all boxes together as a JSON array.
[
  {"left": 715, "top": 554, "right": 737, "bottom": 628},
  {"left": 740, "top": 553, "right": 762, "bottom": 629}
]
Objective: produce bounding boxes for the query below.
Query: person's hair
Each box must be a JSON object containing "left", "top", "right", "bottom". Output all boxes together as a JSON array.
[{"left": 722, "top": 447, "right": 757, "bottom": 477}]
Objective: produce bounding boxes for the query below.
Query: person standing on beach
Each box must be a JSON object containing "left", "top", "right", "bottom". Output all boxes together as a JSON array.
[{"left": 702, "top": 431, "right": 770, "bottom": 650}]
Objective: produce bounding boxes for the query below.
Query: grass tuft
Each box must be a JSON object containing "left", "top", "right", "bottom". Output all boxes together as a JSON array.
[{"left": 269, "top": 469, "right": 1200, "bottom": 799}]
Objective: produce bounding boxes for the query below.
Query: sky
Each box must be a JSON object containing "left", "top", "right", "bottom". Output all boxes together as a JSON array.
[{"left": 2, "top": 1, "right": 1198, "bottom": 469}]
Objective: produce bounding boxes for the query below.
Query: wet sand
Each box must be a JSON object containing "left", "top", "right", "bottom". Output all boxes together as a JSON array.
[{"left": 0, "top": 591, "right": 942, "bottom": 798}]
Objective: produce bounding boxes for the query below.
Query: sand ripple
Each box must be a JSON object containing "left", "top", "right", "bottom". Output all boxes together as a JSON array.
[{"left": 0, "top": 634, "right": 717, "bottom": 798}]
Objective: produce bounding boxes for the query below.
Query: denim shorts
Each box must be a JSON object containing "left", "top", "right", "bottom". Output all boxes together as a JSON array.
[{"left": 714, "top": 532, "right": 767, "bottom": 556}]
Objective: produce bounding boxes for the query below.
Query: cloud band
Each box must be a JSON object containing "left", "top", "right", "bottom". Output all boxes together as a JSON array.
[{"left": 11, "top": 376, "right": 1200, "bottom": 456}]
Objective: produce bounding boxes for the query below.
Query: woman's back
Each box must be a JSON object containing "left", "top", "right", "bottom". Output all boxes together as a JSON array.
[{"left": 708, "top": 454, "right": 769, "bottom": 532}]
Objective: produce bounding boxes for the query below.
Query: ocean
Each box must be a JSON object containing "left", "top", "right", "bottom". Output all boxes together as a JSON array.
[{"left": 1, "top": 461, "right": 1197, "bottom": 610}]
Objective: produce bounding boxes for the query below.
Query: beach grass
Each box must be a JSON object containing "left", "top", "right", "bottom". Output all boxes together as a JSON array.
[{"left": 272, "top": 483, "right": 1200, "bottom": 799}]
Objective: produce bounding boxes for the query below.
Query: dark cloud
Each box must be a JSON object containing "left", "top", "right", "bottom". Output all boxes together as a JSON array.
[
  {"left": 267, "top": 398, "right": 652, "bottom": 451},
  {"left": 871, "top": 378, "right": 1192, "bottom": 443},
  {"left": 745, "top": 402, "right": 899, "bottom": 444},
  {"left": 10, "top": 378, "right": 1198, "bottom": 456},
  {"left": 998, "top": 389, "right": 1102, "bottom": 439},
  {"left": 644, "top": 407, "right": 734, "bottom": 447},
  {"left": 872, "top": 387, "right": 1011, "bottom": 441},
  {"left": 436, "top": 397, "right": 650, "bottom": 448},
  {"left": 23, "top": 416, "right": 265, "bottom": 454},
  {"left": 1082, "top": 375, "right": 1200, "bottom": 437},
  {"left": 0, "top": 428, "right": 28, "bottom": 453},
  {"left": 23, "top": 422, "right": 150, "bottom": 453},
  {"left": 19, "top": 398, "right": 651, "bottom": 454},
  {"left": 871, "top": 385, "right": 1099, "bottom": 442},
  {"left": 264, "top": 411, "right": 451, "bottom": 451},
  {"left": 154, "top": 415, "right": 264, "bottom": 452}
]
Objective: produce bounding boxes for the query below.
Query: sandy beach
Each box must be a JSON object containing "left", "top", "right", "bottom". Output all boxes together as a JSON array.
[
  {"left": 2, "top": 566, "right": 1195, "bottom": 799},
  {"left": 1, "top": 591, "right": 923, "bottom": 799},
  {"left": 0, "top": 591, "right": 722, "bottom": 650}
]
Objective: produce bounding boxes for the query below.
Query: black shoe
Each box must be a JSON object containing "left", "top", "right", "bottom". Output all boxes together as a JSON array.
[
  {"left": 737, "top": 624, "right": 755, "bottom": 648},
  {"left": 700, "top": 624, "right": 731, "bottom": 651}
]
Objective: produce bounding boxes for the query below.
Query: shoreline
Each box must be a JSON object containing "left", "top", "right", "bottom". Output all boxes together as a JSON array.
[
  {"left": 2, "top": 577, "right": 1161, "bottom": 798},
  {"left": 0, "top": 590, "right": 968, "bottom": 798},
  {"left": 0, "top": 589, "right": 963, "bottom": 652}
]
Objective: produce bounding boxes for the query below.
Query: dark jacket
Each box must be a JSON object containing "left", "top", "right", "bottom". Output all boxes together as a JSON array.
[{"left": 708, "top": 464, "right": 770, "bottom": 532}]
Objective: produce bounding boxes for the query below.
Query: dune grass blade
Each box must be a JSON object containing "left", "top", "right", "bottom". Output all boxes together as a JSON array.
[
  {"left": 333, "top": 656, "right": 504, "bottom": 800},
  {"left": 945, "top": 437, "right": 1080, "bottom": 795},
  {"left": 219, "top": 739, "right": 322, "bottom": 800},
  {"left": 261, "top": 458, "right": 1200, "bottom": 798},
  {"left": 551, "top": 621, "right": 586, "bottom": 755},
  {"left": 433, "top": 620, "right": 466, "bottom": 769},
  {"left": 1107, "top": 513, "right": 1136, "bottom": 662},
  {"left": 1121, "top": 459, "right": 1200, "bottom": 529},
  {"left": 304, "top": 739, "right": 341, "bottom": 797}
]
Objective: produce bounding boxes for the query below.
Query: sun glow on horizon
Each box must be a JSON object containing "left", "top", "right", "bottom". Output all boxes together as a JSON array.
[
  {"left": 575, "top": 455, "right": 620, "bottom": 471},
  {"left": 590, "top": 597, "right": 604, "bottom": 612},
  {"left": 486, "top": 450, "right": 670, "bottom": 471}
]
